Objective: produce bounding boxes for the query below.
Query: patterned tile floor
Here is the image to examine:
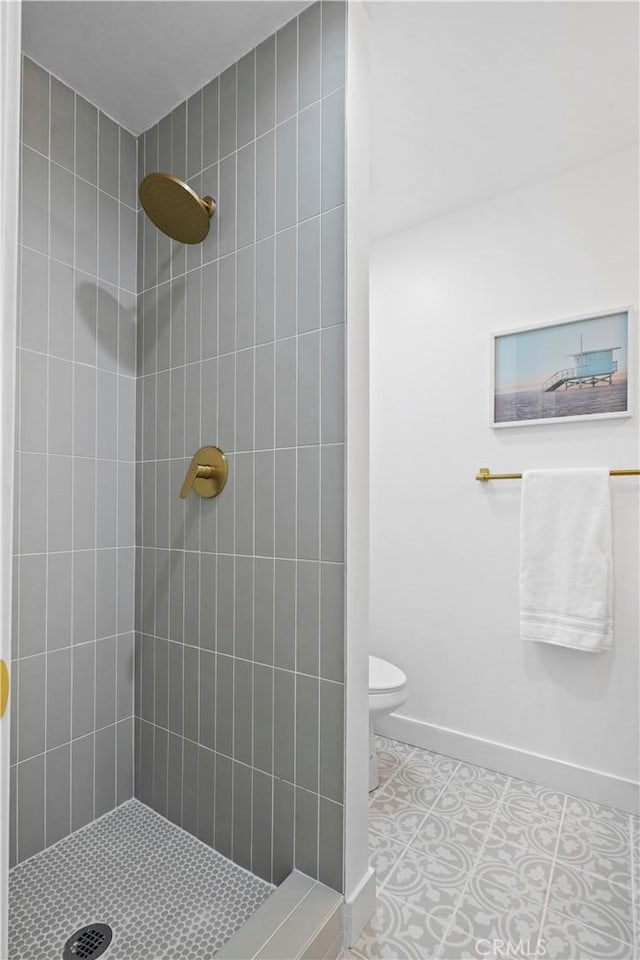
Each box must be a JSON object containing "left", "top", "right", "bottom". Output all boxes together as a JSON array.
[
  {"left": 8, "top": 798, "right": 273, "bottom": 960},
  {"left": 349, "top": 737, "right": 637, "bottom": 960}
]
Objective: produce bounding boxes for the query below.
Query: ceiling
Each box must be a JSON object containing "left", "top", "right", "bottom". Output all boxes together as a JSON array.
[
  {"left": 22, "top": 1, "right": 639, "bottom": 239},
  {"left": 22, "top": 1, "right": 310, "bottom": 134},
  {"left": 367, "top": 1, "right": 639, "bottom": 238}
]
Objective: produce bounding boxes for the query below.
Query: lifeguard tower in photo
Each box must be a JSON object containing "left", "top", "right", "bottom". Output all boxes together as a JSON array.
[{"left": 542, "top": 335, "right": 621, "bottom": 392}]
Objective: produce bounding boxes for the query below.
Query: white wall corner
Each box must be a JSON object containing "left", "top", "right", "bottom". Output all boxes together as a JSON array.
[{"left": 343, "top": 867, "right": 376, "bottom": 949}]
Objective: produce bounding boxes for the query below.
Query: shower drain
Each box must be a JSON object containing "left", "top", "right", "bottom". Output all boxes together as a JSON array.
[{"left": 62, "top": 923, "right": 113, "bottom": 960}]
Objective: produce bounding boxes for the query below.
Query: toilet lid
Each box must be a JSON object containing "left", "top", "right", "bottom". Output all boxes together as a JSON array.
[{"left": 369, "top": 656, "right": 407, "bottom": 693}]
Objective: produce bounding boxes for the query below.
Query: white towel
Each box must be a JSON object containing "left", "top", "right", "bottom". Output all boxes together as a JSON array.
[{"left": 520, "top": 468, "right": 613, "bottom": 652}]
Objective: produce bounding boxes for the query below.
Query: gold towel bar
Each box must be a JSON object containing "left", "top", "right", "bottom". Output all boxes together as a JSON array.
[{"left": 476, "top": 466, "right": 640, "bottom": 482}]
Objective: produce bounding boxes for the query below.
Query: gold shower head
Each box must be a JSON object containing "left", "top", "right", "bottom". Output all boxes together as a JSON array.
[{"left": 139, "top": 172, "right": 216, "bottom": 244}]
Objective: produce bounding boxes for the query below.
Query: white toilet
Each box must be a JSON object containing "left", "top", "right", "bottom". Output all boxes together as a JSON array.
[{"left": 368, "top": 655, "right": 408, "bottom": 791}]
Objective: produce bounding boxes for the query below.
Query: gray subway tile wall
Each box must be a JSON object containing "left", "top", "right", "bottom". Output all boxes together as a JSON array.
[
  {"left": 11, "top": 57, "right": 137, "bottom": 866},
  {"left": 134, "top": 1, "right": 346, "bottom": 891},
  {"left": 12, "top": 0, "right": 346, "bottom": 896}
]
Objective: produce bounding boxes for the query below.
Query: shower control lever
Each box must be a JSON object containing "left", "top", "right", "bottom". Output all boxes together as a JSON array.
[
  {"left": 180, "top": 461, "right": 214, "bottom": 497},
  {"left": 179, "top": 445, "right": 228, "bottom": 499}
]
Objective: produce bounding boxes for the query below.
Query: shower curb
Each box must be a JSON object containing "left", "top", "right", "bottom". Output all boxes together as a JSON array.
[{"left": 215, "top": 870, "right": 343, "bottom": 960}]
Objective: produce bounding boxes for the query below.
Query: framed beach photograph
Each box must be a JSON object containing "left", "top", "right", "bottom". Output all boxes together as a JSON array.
[{"left": 492, "top": 308, "right": 633, "bottom": 427}]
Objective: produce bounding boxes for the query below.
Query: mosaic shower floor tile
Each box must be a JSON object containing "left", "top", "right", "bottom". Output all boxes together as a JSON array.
[
  {"left": 352, "top": 736, "right": 636, "bottom": 960},
  {"left": 8, "top": 798, "right": 273, "bottom": 960}
]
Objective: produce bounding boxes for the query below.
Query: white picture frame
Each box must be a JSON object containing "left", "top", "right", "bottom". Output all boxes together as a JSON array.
[{"left": 491, "top": 307, "right": 633, "bottom": 428}]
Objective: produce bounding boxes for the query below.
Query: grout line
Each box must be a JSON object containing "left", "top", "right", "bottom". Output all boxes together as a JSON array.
[
  {"left": 15, "top": 546, "right": 344, "bottom": 564},
  {"left": 114, "top": 293, "right": 121, "bottom": 810},
  {"left": 153, "top": 199, "right": 163, "bottom": 817},
  {"left": 67, "top": 88, "right": 78, "bottom": 844},
  {"left": 268, "top": 36, "right": 279, "bottom": 885},
  {"left": 92, "top": 107, "right": 101, "bottom": 822},
  {"left": 133, "top": 635, "right": 345, "bottom": 684},
  {"left": 134, "top": 436, "right": 345, "bottom": 457},
  {"left": 434, "top": 774, "right": 512, "bottom": 951},
  {"left": 231, "top": 57, "right": 241, "bottom": 865},
  {"left": 22, "top": 145, "right": 125, "bottom": 203},
  {"left": 39, "top": 69, "right": 53, "bottom": 858},
  {"left": 12, "top": 570, "right": 344, "bottom": 668},
  {"left": 10, "top": 717, "right": 135, "bottom": 770},
  {"left": 229, "top": 61, "right": 239, "bottom": 863},
  {"left": 135, "top": 199, "right": 346, "bottom": 297},
  {"left": 291, "top": 11, "right": 303, "bottom": 867},
  {"left": 13, "top": 218, "right": 23, "bottom": 860},
  {"left": 211, "top": 68, "right": 222, "bottom": 852},
  {"left": 14, "top": 543, "right": 135, "bottom": 562},
  {"left": 14, "top": 446, "right": 135, "bottom": 464},
  {"left": 19, "top": 222, "right": 138, "bottom": 299},
  {"left": 373, "top": 751, "right": 461, "bottom": 898},
  {"left": 196, "top": 99, "right": 207, "bottom": 835},
  {"left": 316, "top": 3, "right": 325, "bottom": 766},
  {"left": 249, "top": 45, "right": 258, "bottom": 877},
  {"left": 146, "top": 119, "right": 158, "bottom": 814},
  {"left": 129, "top": 718, "right": 343, "bottom": 819},
  {"left": 13, "top": 635, "right": 132, "bottom": 669},
  {"left": 14, "top": 339, "right": 138, "bottom": 381},
  {"left": 536, "top": 793, "right": 567, "bottom": 946}
]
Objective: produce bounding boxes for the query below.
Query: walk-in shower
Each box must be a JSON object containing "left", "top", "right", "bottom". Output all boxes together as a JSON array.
[{"left": 6, "top": 0, "right": 353, "bottom": 956}]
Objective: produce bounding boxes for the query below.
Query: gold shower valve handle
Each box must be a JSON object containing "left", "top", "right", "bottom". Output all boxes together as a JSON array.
[
  {"left": 0, "top": 659, "right": 9, "bottom": 719},
  {"left": 179, "top": 446, "right": 228, "bottom": 499},
  {"left": 179, "top": 462, "right": 213, "bottom": 498}
]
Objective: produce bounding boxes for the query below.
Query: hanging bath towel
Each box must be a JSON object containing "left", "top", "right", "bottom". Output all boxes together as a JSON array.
[{"left": 520, "top": 468, "right": 613, "bottom": 652}]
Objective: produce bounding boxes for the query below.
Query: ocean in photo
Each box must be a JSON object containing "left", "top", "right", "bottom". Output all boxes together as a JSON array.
[{"left": 495, "top": 378, "right": 628, "bottom": 423}]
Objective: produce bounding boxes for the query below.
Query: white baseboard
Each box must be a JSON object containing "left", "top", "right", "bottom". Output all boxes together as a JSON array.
[
  {"left": 343, "top": 867, "right": 376, "bottom": 948},
  {"left": 377, "top": 713, "right": 640, "bottom": 816}
]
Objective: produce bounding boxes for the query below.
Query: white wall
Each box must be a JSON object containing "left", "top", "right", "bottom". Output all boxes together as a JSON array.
[{"left": 370, "top": 149, "right": 640, "bottom": 806}]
